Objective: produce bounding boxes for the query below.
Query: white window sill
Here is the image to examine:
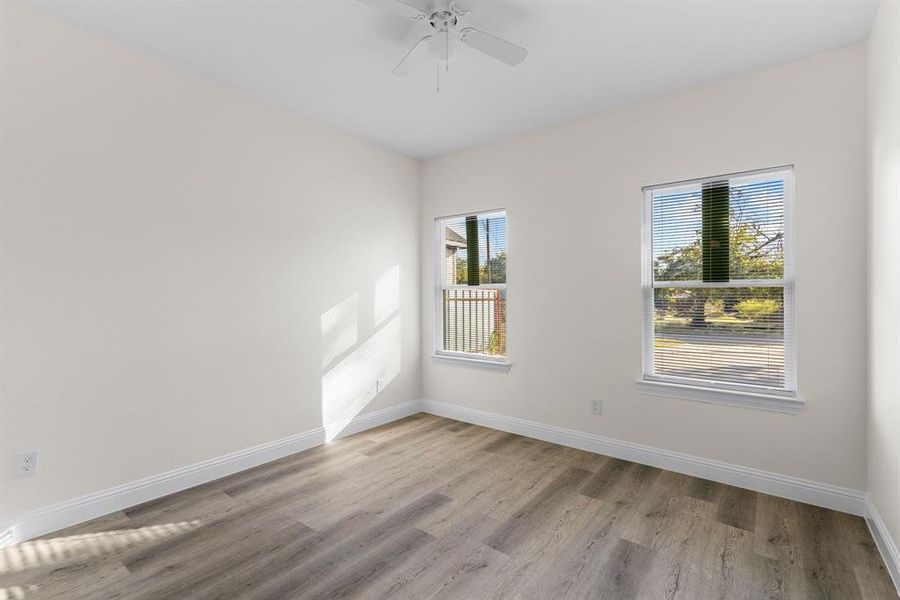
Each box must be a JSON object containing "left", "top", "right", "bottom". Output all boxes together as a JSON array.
[
  {"left": 432, "top": 353, "right": 512, "bottom": 371},
  {"left": 635, "top": 379, "right": 803, "bottom": 414}
]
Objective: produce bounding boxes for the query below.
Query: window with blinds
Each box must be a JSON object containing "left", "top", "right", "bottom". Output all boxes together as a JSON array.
[
  {"left": 435, "top": 210, "right": 507, "bottom": 361},
  {"left": 642, "top": 167, "right": 795, "bottom": 395}
]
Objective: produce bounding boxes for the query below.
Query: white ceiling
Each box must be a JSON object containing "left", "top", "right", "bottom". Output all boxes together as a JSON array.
[{"left": 29, "top": 0, "right": 877, "bottom": 158}]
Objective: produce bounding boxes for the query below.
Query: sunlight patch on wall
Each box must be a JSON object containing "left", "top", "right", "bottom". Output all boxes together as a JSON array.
[
  {"left": 374, "top": 266, "right": 400, "bottom": 327},
  {"left": 322, "top": 314, "right": 402, "bottom": 442},
  {"left": 320, "top": 294, "right": 358, "bottom": 369}
]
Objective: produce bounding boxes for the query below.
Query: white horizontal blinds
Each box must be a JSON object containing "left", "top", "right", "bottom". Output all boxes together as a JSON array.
[
  {"left": 652, "top": 287, "right": 786, "bottom": 387},
  {"left": 728, "top": 178, "right": 785, "bottom": 281},
  {"left": 477, "top": 214, "right": 507, "bottom": 285},
  {"left": 649, "top": 170, "right": 789, "bottom": 391},
  {"left": 443, "top": 216, "right": 469, "bottom": 286},
  {"left": 653, "top": 185, "right": 703, "bottom": 281},
  {"left": 439, "top": 211, "right": 507, "bottom": 357}
]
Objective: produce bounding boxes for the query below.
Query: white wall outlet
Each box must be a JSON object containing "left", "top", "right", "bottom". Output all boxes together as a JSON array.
[
  {"left": 591, "top": 399, "right": 602, "bottom": 415},
  {"left": 15, "top": 451, "right": 39, "bottom": 477},
  {"left": 376, "top": 379, "right": 383, "bottom": 394}
]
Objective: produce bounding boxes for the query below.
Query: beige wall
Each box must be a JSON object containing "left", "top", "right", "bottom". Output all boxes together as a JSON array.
[
  {"left": 867, "top": 0, "right": 900, "bottom": 548},
  {"left": 421, "top": 44, "right": 868, "bottom": 490},
  {"left": 0, "top": 2, "right": 420, "bottom": 519}
]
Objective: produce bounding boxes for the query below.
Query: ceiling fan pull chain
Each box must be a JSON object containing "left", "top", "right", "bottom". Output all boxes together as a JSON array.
[
  {"left": 436, "top": 62, "right": 440, "bottom": 93},
  {"left": 446, "top": 30, "right": 450, "bottom": 72}
]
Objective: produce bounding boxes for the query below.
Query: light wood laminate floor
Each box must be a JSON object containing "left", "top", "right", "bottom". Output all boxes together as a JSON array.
[{"left": 1, "top": 414, "right": 894, "bottom": 599}]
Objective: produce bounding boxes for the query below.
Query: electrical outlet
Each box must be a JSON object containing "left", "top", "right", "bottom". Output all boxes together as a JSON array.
[
  {"left": 591, "top": 399, "right": 602, "bottom": 415},
  {"left": 15, "top": 451, "right": 38, "bottom": 477},
  {"left": 376, "top": 379, "right": 384, "bottom": 394}
]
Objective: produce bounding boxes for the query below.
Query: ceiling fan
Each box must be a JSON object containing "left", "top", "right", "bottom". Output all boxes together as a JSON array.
[{"left": 361, "top": 0, "right": 528, "bottom": 86}]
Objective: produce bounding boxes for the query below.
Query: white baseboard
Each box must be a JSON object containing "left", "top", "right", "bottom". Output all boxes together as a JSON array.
[
  {"left": 0, "top": 528, "right": 14, "bottom": 549},
  {"left": 419, "top": 399, "right": 867, "bottom": 516},
  {"left": 867, "top": 499, "right": 900, "bottom": 595},
  {"left": 0, "top": 401, "right": 418, "bottom": 546},
  {"left": 327, "top": 401, "right": 420, "bottom": 440},
  {"left": 1, "top": 398, "right": 876, "bottom": 554}
]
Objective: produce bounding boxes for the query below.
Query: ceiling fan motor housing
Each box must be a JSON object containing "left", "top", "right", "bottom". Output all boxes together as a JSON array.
[{"left": 429, "top": 11, "right": 457, "bottom": 33}]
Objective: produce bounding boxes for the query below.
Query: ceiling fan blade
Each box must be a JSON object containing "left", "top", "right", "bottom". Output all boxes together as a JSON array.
[
  {"left": 393, "top": 35, "right": 432, "bottom": 77},
  {"left": 358, "top": 0, "right": 428, "bottom": 21},
  {"left": 458, "top": 27, "right": 527, "bottom": 66}
]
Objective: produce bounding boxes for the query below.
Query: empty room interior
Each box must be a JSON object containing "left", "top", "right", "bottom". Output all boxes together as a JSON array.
[{"left": 2, "top": 0, "right": 900, "bottom": 598}]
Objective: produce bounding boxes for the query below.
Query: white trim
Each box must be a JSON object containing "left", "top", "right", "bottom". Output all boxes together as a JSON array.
[
  {"left": 0, "top": 528, "right": 15, "bottom": 548},
  {"left": 434, "top": 216, "right": 444, "bottom": 359},
  {"left": 782, "top": 168, "right": 797, "bottom": 393},
  {"left": 419, "top": 399, "right": 866, "bottom": 516},
  {"left": 442, "top": 284, "right": 507, "bottom": 290},
  {"left": 642, "top": 164, "right": 795, "bottom": 192},
  {"left": 0, "top": 401, "right": 419, "bottom": 546},
  {"left": 866, "top": 498, "right": 900, "bottom": 595},
  {"left": 432, "top": 207, "right": 507, "bottom": 222},
  {"left": 641, "top": 372, "right": 796, "bottom": 396},
  {"left": 641, "top": 186, "right": 654, "bottom": 378},
  {"left": 651, "top": 279, "right": 785, "bottom": 289},
  {"left": 3, "top": 398, "right": 876, "bottom": 555},
  {"left": 636, "top": 378, "right": 802, "bottom": 414},
  {"left": 431, "top": 352, "right": 512, "bottom": 370}
]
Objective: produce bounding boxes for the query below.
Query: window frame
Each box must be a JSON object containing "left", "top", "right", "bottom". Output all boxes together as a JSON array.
[
  {"left": 433, "top": 208, "right": 510, "bottom": 367},
  {"left": 640, "top": 166, "right": 798, "bottom": 406}
]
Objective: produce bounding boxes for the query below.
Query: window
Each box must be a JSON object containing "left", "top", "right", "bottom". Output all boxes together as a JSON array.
[
  {"left": 435, "top": 210, "right": 508, "bottom": 362},
  {"left": 641, "top": 167, "right": 795, "bottom": 400}
]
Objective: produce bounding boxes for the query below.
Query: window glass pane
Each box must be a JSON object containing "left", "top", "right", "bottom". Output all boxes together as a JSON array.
[
  {"left": 478, "top": 214, "right": 507, "bottom": 284},
  {"left": 653, "top": 287, "right": 785, "bottom": 388},
  {"left": 443, "top": 218, "right": 468, "bottom": 285},
  {"left": 652, "top": 177, "right": 785, "bottom": 282},
  {"left": 442, "top": 213, "right": 507, "bottom": 285},
  {"left": 729, "top": 178, "right": 784, "bottom": 280},
  {"left": 442, "top": 288, "right": 506, "bottom": 357},
  {"left": 653, "top": 187, "right": 703, "bottom": 282}
]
